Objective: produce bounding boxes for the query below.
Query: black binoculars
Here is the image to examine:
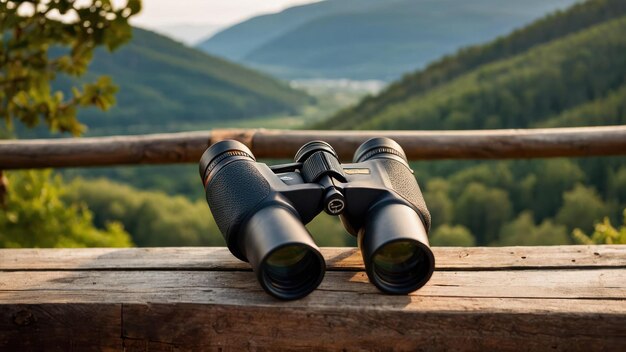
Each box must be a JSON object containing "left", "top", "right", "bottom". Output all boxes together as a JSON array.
[{"left": 199, "top": 137, "right": 434, "bottom": 300}]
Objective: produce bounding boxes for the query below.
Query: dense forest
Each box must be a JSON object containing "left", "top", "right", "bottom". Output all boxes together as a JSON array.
[
  {"left": 63, "top": 178, "right": 355, "bottom": 247},
  {"left": 318, "top": 0, "right": 626, "bottom": 129}
]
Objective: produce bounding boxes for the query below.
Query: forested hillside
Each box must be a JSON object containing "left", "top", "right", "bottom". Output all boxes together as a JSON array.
[
  {"left": 319, "top": 0, "right": 626, "bottom": 129},
  {"left": 198, "top": 0, "right": 578, "bottom": 80},
  {"left": 56, "top": 28, "right": 310, "bottom": 136},
  {"left": 307, "top": 0, "right": 626, "bottom": 246},
  {"left": 326, "top": 18, "right": 626, "bottom": 130}
]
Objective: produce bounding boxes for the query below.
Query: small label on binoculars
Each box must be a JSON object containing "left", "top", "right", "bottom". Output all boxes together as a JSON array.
[
  {"left": 343, "top": 168, "right": 371, "bottom": 175},
  {"left": 327, "top": 199, "right": 345, "bottom": 214}
]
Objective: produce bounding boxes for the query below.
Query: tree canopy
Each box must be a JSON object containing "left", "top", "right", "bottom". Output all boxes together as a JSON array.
[
  {"left": 0, "top": 1, "right": 141, "bottom": 248},
  {"left": 0, "top": 0, "right": 141, "bottom": 135},
  {"left": 0, "top": 170, "right": 132, "bottom": 248}
]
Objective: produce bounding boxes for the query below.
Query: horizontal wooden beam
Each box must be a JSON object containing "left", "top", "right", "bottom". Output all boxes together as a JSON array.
[
  {"left": 1, "top": 126, "right": 625, "bottom": 169},
  {"left": 237, "top": 126, "right": 626, "bottom": 161},
  {"left": 1, "top": 246, "right": 625, "bottom": 351}
]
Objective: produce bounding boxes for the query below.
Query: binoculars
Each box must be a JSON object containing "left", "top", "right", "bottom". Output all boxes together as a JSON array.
[{"left": 199, "top": 137, "right": 434, "bottom": 300}]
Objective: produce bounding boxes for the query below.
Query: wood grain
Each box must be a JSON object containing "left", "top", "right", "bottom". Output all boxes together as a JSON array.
[
  {"left": 1, "top": 126, "right": 626, "bottom": 169},
  {"left": 0, "top": 304, "right": 121, "bottom": 352},
  {"left": 1, "top": 246, "right": 625, "bottom": 351},
  {"left": 1, "top": 270, "right": 625, "bottom": 304},
  {"left": 119, "top": 302, "right": 626, "bottom": 352},
  {"left": 1, "top": 246, "right": 623, "bottom": 271}
]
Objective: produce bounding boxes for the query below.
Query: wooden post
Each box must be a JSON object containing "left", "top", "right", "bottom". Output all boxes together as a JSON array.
[{"left": 0, "top": 170, "right": 7, "bottom": 208}]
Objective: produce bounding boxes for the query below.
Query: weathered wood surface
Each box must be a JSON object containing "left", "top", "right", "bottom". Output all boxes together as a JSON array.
[
  {"left": 1, "top": 245, "right": 624, "bottom": 271},
  {"left": 1, "top": 125, "right": 626, "bottom": 169},
  {"left": 1, "top": 246, "right": 625, "bottom": 351}
]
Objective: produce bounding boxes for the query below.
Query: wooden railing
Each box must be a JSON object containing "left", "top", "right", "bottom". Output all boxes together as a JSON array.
[
  {"left": 1, "top": 126, "right": 626, "bottom": 350},
  {"left": 1, "top": 125, "right": 626, "bottom": 169}
]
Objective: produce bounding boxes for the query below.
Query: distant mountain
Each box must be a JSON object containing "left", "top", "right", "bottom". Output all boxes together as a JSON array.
[
  {"left": 197, "top": 0, "right": 578, "bottom": 80},
  {"left": 317, "top": 0, "right": 626, "bottom": 130},
  {"left": 63, "top": 28, "right": 310, "bottom": 136},
  {"left": 150, "top": 23, "right": 224, "bottom": 45},
  {"left": 196, "top": 0, "right": 384, "bottom": 61}
]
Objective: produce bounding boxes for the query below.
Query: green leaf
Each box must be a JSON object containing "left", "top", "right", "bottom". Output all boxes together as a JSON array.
[
  {"left": 1, "top": 0, "right": 141, "bottom": 135},
  {"left": 128, "top": 0, "right": 142, "bottom": 15}
]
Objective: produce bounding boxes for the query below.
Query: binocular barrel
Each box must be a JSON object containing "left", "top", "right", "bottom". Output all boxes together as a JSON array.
[
  {"left": 200, "top": 140, "right": 325, "bottom": 300},
  {"left": 243, "top": 206, "right": 325, "bottom": 300},
  {"left": 199, "top": 137, "right": 434, "bottom": 300},
  {"left": 352, "top": 138, "right": 435, "bottom": 294},
  {"left": 359, "top": 203, "right": 434, "bottom": 294}
]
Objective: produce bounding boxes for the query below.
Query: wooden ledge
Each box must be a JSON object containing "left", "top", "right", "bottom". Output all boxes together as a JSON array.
[{"left": 1, "top": 246, "right": 625, "bottom": 351}]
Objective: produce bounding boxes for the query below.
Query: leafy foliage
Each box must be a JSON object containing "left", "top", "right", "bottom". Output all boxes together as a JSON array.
[
  {"left": 0, "top": 170, "right": 132, "bottom": 248},
  {"left": 65, "top": 177, "right": 357, "bottom": 247},
  {"left": 430, "top": 225, "right": 475, "bottom": 247},
  {"left": 539, "top": 84, "right": 626, "bottom": 127},
  {"left": 573, "top": 209, "right": 626, "bottom": 245},
  {"left": 64, "top": 178, "right": 222, "bottom": 246},
  {"left": 556, "top": 184, "right": 608, "bottom": 234},
  {"left": 0, "top": 0, "right": 141, "bottom": 135},
  {"left": 454, "top": 183, "right": 512, "bottom": 245},
  {"left": 306, "top": 214, "right": 354, "bottom": 247},
  {"left": 496, "top": 212, "right": 570, "bottom": 246},
  {"left": 0, "top": 1, "right": 142, "bottom": 249}
]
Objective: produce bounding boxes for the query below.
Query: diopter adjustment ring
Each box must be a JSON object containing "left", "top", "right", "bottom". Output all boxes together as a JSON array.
[
  {"left": 206, "top": 150, "right": 254, "bottom": 175},
  {"left": 199, "top": 140, "right": 256, "bottom": 185},
  {"left": 355, "top": 147, "right": 405, "bottom": 163},
  {"left": 301, "top": 150, "right": 347, "bottom": 183}
]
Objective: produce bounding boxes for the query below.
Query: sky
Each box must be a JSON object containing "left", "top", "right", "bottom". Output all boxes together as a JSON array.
[
  {"left": 126, "top": 0, "right": 321, "bottom": 44},
  {"left": 132, "top": 0, "right": 321, "bottom": 27}
]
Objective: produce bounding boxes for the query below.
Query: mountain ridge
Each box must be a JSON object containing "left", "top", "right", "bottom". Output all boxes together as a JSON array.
[
  {"left": 197, "top": 0, "right": 579, "bottom": 80},
  {"left": 57, "top": 27, "right": 310, "bottom": 136},
  {"left": 317, "top": 0, "right": 626, "bottom": 130}
]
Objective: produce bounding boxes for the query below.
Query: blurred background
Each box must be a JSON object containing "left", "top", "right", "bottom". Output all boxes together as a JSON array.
[{"left": 1, "top": 0, "right": 625, "bottom": 248}]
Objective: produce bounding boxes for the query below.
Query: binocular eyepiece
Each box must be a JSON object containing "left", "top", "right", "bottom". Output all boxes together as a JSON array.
[{"left": 200, "top": 137, "right": 434, "bottom": 300}]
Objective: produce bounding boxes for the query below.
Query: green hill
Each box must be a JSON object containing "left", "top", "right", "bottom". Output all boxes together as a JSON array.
[
  {"left": 308, "top": 0, "right": 626, "bottom": 247},
  {"left": 64, "top": 28, "right": 310, "bottom": 136},
  {"left": 318, "top": 0, "right": 626, "bottom": 129},
  {"left": 196, "top": 0, "right": 384, "bottom": 61},
  {"left": 197, "top": 0, "right": 578, "bottom": 80}
]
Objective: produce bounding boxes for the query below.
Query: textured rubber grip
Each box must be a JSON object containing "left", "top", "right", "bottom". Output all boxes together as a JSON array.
[
  {"left": 378, "top": 159, "right": 431, "bottom": 232},
  {"left": 205, "top": 160, "right": 270, "bottom": 241},
  {"left": 301, "top": 151, "right": 346, "bottom": 183}
]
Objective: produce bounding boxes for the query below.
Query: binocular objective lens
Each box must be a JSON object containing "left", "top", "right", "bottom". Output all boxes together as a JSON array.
[
  {"left": 372, "top": 240, "right": 429, "bottom": 288},
  {"left": 266, "top": 245, "right": 308, "bottom": 275},
  {"left": 262, "top": 244, "right": 322, "bottom": 294}
]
